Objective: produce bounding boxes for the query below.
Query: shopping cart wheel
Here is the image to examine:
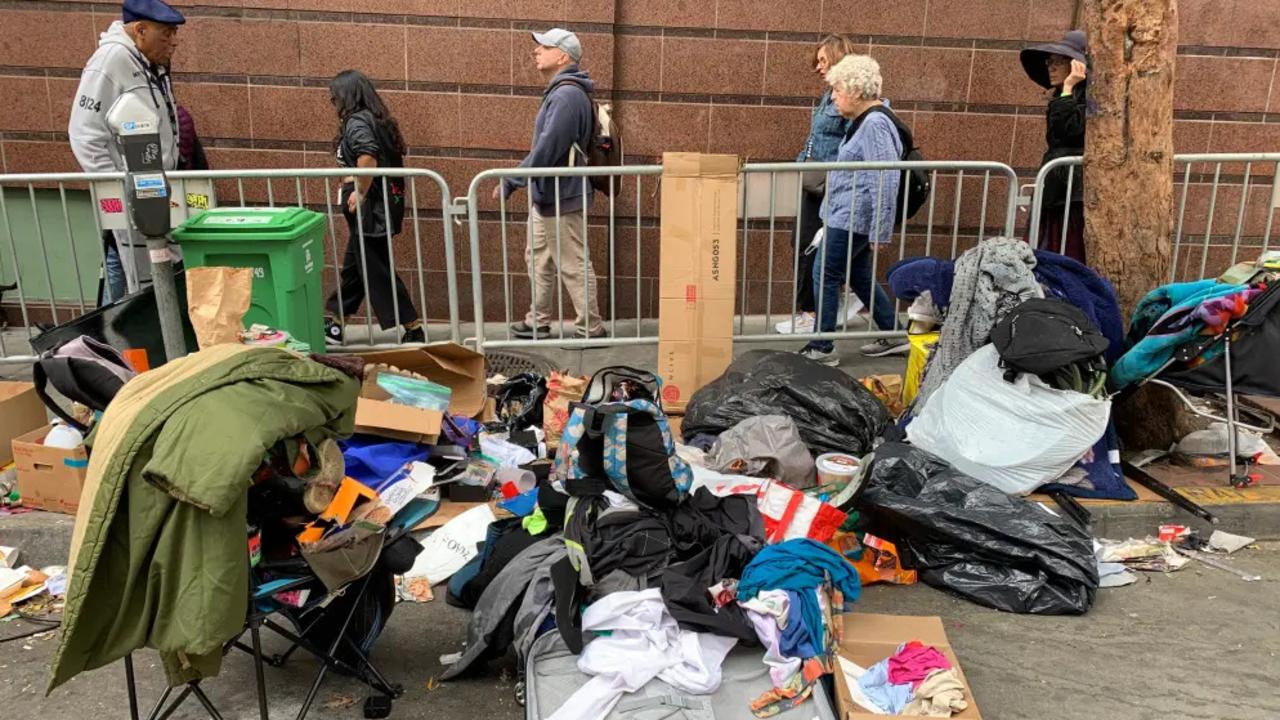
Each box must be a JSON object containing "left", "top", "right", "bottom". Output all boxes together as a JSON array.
[{"left": 363, "top": 695, "right": 393, "bottom": 719}]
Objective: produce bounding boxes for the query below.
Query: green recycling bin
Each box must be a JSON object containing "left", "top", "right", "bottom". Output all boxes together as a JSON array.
[{"left": 173, "top": 207, "right": 327, "bottom": 352}]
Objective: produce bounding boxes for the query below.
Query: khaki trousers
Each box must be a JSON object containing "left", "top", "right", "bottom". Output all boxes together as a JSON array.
[{"left": 525, "top": 205, "right": 603, "bottom": 333}]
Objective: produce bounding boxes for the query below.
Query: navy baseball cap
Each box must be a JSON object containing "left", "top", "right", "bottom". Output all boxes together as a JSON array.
[{"left": 122, "top": 0, "right": 186, "bottom": 25}]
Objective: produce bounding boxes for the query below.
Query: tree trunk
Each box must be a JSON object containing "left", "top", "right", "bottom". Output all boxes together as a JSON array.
[{"left": 1083, "top": 0, "right": 1188, "bottom": 450}]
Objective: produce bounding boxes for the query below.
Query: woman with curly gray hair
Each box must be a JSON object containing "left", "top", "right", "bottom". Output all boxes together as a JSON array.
[{"left": 800, "top": 54, "right": 906, "bottom": 366}]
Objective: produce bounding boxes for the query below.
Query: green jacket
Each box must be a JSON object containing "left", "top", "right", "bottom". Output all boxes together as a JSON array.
[{"left": 49, "top": 345, "right": 359, "bottom": 690}]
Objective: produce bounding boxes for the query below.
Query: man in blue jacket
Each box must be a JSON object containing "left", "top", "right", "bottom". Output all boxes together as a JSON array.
[{"left": 496, "top": 28, "right": 605, "bottom": 339}]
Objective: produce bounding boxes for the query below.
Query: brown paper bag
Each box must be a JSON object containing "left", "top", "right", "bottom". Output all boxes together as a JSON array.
[
  {"left": 186, "top": 266, "right": 252, "bottom": 349},
  {"left": 861, "top": 374, "right": 905, "bottom": 417},
  {"left": 544, "top": 372, "right": 588, "bottom": 445}
]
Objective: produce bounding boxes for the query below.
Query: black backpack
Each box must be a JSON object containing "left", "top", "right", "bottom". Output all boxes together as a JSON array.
[
  {"left": 33, "top": 336, "right": 137, "bottom": 432},
  {"left": 991, "top": 298, "right": 1109, "bottom": 384},
  {"left": 552, "top": 81, "right": 624, "bottom": 197},
  {"left": 853, "top": 106, "right": 931, "bottom": 222}
]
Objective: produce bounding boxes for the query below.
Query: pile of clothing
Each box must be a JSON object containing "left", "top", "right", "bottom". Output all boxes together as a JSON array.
[
  {"left": 849, "top": 642, "right": 970, "bottom": 716},
  {"left": 442, "top": 369, "right": 865, "bottom": 718},
  {"left": 1111, "top": 279, "right": 1268, "bottom": 389},
  {"left": 888, "top": 238, "right": 1132, "bottom": 500}
]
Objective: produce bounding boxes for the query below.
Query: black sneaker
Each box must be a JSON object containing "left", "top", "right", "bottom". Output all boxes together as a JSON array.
[
  {"left": 510, "top": 321, "right": 552, "bottom": 339},
  {"left": 401, "top": 325, "right": 425, "bottom": 344},
  {"left": 323, "top": 317, "right": 344, "bottom": 346}
]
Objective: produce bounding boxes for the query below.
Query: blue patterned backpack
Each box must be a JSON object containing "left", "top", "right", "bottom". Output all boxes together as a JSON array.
[{"left": 553, "top": 376, "right": 692, "bottom": 510}]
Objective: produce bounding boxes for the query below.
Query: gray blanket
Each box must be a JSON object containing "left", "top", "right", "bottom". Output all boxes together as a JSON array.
[{"left": 915, "top": 237, "right": 1043, "bottom": 410}]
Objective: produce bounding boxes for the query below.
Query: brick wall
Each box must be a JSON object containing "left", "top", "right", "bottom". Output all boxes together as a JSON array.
[{"left": 1, "top": 0, "right": 1278, "bottom": 325}]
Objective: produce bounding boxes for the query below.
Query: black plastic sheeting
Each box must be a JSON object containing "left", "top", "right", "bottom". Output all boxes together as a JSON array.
[
  {"left": 681, "top": 350, "right": 891, "bottom": 456},
  {"left": 30, "top": 270, "right": 198, "bottom": 368},
  {"left": 859, "top": 443, "right": 1098, "bottom": 615}
]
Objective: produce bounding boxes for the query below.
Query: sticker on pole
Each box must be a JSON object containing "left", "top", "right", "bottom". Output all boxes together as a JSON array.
[
  {"left": 132, "top": 174, "right": 167, "bottom": 199},
  {"left": 94, "top": 181, "right": 129, "bottom": 230}
]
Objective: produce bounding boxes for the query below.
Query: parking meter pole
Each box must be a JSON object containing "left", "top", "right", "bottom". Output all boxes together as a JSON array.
[
  {"left": 146, "top": 234, "right": 186, "bottom": 362},
  {"left": 108, "top": 94, "right": 188, "bottom": 362}
]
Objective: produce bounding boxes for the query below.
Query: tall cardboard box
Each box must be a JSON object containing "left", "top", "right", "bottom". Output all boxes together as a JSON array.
[
  {"left": 0, "top": 382, "right": 48, "bottom": 467},
  {"left": 658, "top": 153, "right": 739, "bottom": 410},
  {"left": 13, "top": 426, "right": 89, "bottom": 515}
]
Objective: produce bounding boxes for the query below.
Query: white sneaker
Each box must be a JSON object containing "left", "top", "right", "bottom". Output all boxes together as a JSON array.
[
  {"left": 859, "top": 337, "right": 910, "bottom": 357},
  {"left": 776, "top": 312, "right": 816, "bottom": 334},
  {"left": 800, "top": 346, "right": 839, "bottom": 367}
]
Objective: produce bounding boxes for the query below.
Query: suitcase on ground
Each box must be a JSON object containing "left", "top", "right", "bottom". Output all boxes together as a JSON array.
[{"left": 524, "top": 630, "right": 839, "bottom": 719}]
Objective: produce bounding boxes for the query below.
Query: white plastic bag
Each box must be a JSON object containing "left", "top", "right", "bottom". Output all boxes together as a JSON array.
[
  {"left": 906, "top": 344, "right": 1110, "bottom": 495},
  {"left": 401, "top": 503, "right": 495, "bottom": 597}
]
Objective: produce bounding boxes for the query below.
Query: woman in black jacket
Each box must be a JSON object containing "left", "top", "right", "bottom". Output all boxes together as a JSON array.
[
  {"left": 323, "top": 69, "right": 423, "bottom": 345},
  {"left": 1021, "top": 30, "right": 1088, "bottom": 263}
]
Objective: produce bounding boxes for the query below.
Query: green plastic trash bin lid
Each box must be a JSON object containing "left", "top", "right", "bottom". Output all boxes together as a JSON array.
[
  {"left": 173, "top": 206, "right": 325, "bottom": 241},
  {"left": 173, "top": 206, "right": 327, "bottom": 352}
]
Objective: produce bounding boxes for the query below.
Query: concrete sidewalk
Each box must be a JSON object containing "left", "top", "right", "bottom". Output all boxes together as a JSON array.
[{"left": 4, "top": 544, "right": 1277, "bottom": 720}]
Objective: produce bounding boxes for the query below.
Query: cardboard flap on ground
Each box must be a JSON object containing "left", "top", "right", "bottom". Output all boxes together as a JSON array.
[
  {"left": 12, "top": 426, "right": 88, "bottom": 516},
  {"left": 354, "top": 342, "right": 485, "bottom": 417},
  {"left": 833, "top": 614, "right": 982, "bottom": 720},
  {"left": 659, "top": 152, "right": 740, "bottom": 301},
  {"left": 0, "top": 382, "right": 48, "bottom": 467}
]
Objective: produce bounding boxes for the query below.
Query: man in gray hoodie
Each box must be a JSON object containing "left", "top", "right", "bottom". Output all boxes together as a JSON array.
[
  {"left": 68, "top": 0, "right": 184, "bottom": 303},
  {"left": 496, "top": 28, "right": 605, "bottom": 339}
]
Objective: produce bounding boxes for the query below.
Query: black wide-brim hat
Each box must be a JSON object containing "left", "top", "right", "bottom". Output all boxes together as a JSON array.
[{"left": 1020, "top": 30, "right": 1088, "bottom": 88}]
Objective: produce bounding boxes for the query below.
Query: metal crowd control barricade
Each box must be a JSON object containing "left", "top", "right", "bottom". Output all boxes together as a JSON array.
[
  {"left": 1028, "top": 153, "right": 1280, "bottom": 282},
  {"left": 735, "top": 160, "right": 1020, "bottom": 344},
  {"left": 462, "top": 160, "right": 1019, "bottom": 352},
  {"left": 0, "top": 167, "right": 462, "bottom": 364},
  {"left": 464, "top": 164, "right": 664, "bottom": 351},
  {"left": 0, "top": 170, "right": 125, "bottom": 363}
]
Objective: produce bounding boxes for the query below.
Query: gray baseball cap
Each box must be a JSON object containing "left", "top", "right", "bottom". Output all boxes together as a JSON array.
[{"left": 532, "top": 28, "right": 582, "bottom": 63}]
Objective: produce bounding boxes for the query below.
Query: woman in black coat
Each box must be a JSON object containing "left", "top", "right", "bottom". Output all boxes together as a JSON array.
[
  {"left": 323, "top": 69, "right": 423, "bottom": 345},
  {"left": 1022, "top": 30, "right": 1089, "bottom": 263}
]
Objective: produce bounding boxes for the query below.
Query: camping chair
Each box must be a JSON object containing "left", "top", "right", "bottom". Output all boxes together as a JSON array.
[
  {"left": 1133, "top": 282, "right": 1280, "bottom": 488},
  {"left": 122, "top": 496, "right": 438, "bottom": 720}
]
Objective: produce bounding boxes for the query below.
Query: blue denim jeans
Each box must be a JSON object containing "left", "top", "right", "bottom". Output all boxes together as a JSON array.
[
  {"left": 807, "top": 227, "right": 895, "bottom": 353},
  {"left": 100, "top": 232, "right": 127, "bottom": 306}
]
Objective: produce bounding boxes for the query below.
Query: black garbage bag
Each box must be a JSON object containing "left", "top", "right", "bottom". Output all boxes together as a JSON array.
[
  {"left": 858, "top": 443, "right": 1098, "bottom": 615},
  {"left": 682, "top": 350, "right": 890, "bottom": 455}
]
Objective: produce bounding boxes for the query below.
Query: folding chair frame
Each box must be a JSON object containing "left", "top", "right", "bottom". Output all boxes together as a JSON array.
[
  {"left": 122, "top": 570, "right": 404, "bottom": 720},
  {"left": 1142, "top": 333, "right": 1276, "bottom": 488}
]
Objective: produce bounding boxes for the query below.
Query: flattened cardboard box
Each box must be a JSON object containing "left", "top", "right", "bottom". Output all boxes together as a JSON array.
[
  {"left": 354, "top": 342, "right": 486, "bottom": 417},
  {"left": 354, "top": 369, "right": 444, "bottom": 445},
  {"left": 0, "top": 382, "right": 48, "bottom": 467},
  {"left": 13, "top": 426, "right": 88, "bottom": 515},
  {"left": 352, "top": 342, "right": 485, "bottom": 444},
  {"left": 658, "top": 153, "right": 740, "bottom": 408},
  {"left": 833, "top": 614, "right": 983, "bottom": 720}
]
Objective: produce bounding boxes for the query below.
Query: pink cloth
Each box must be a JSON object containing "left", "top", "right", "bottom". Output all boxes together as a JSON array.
[{"left": 886, "top": 641, "right": 952, "bottom": 688}]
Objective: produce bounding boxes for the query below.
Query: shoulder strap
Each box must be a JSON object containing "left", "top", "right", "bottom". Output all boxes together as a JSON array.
[
  {"left": 33, "top": 360, "right": 88, "bottom": 432},
  {"left": 845, "top": 105, "right": 913, "bottom": 157},
  {"left": 546, "top": 79, "right": 595, "bottom": 166}
]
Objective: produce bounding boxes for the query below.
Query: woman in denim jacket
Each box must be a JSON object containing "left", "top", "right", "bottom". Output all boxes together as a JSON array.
[{"left": 780, "top": 34, "right": 858, "bottom": 335}]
